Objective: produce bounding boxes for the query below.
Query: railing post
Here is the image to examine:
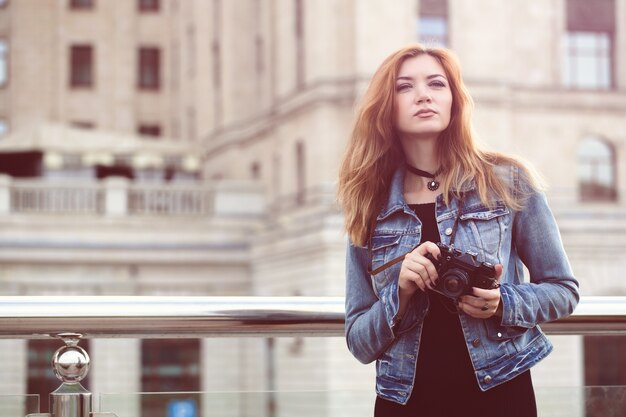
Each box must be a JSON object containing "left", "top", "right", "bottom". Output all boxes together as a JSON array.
[
  {"left": 103, "top": 177, "right": 129, "bottom": 217},
  {"left": 0, "top": 174, "right": 11, "bottom": 214},
  {"left": 48, "top": 333, "right": 91, "bottom": 417},
  {"left": 24, "top": 332, "right": 118, "bottom": 417}
]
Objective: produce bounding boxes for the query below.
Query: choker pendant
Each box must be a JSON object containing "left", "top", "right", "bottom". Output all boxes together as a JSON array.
[
  {"left": 427, "top": 179, "right": 440, "bottom": 191},
  {"left": 406, "top": 164, "right": 441, "bottom": 192}
]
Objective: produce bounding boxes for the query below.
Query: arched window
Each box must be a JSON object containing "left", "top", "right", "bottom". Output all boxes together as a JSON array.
[{"left": 577, "top": 137, "right": 617, "bottom": 201}]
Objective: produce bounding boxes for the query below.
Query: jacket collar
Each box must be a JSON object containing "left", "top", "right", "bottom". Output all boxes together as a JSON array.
[
  {"left": 378, "top": 165, "right": 476, "bottom": 220},
  {"left": 378, "top": 167, "right": 409, "bottom": 220}
]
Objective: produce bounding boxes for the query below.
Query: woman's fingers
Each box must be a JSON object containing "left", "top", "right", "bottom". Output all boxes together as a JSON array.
[
  {"left": 399, "top": 242, "right": 441, "bottom": 293},
  {"left": 493, "top": 264, "right": 504, "bottom": 279},
  {"left": 400, "top": 262, "right": 428, "bottom": 292},
  {"left": 458, "top": 287, "right": 501, "bottom": 318}
]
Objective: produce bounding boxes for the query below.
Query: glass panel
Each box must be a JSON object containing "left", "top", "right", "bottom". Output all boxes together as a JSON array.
[
  {"left": 97, "top": 388, "right": 626, "bottom": 417},
  {"left": 0, "top": 394, "right": 39, "bottom": 417},
  {"left": 99, "top": 391, "right": 375, "bottom": 417}
]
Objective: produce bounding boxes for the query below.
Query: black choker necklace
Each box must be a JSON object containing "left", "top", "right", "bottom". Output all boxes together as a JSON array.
[{"left": 406, "top": 164, "right": 441, "bottom": 191}]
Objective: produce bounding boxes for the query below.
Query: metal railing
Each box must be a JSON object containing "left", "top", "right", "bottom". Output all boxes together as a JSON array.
[
  {"left": 0, "top": 295, "right": 625, "bottom": 339},
  {"left": 1, "top": 295, "right": 625, "bottom": 417}
]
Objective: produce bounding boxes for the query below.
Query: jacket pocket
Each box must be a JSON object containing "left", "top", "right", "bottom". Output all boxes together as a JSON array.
[
  {"left": 370, "top": 234, "right": 403, "bottom": 292},
  {"left": 459, "top": 202, "right": 510, "bottom": 258}
]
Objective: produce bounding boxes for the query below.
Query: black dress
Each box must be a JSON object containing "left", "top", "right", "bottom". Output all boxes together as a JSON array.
[{"left": 374, "top": 203, "right": 537, "bottom": 417}]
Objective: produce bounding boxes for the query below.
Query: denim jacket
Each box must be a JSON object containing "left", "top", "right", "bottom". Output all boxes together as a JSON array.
[{"left": 344, "top": 164, "right": 579, "bottom": 405}]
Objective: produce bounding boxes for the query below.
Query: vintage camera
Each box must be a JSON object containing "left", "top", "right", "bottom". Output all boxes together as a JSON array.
[{"left": 426, "top": 242, "right": 498, "bottom": 299}]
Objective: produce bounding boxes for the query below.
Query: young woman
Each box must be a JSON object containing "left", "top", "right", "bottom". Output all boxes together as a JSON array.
[{"left": 338, "top": 44, "right": 579, "bottom": 417}]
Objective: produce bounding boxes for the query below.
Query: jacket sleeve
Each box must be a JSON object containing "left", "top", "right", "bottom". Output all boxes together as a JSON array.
[
  {"left": 344, "top": 240, "right": 420, "bottom": 364},
  {"left": 499, "top": 189, "right": 580, "bottom": 328}
]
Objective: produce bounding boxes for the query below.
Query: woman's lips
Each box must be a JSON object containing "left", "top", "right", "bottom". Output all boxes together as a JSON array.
[{"left": 415, "top": 109, "right": 437, "bottom": 118}]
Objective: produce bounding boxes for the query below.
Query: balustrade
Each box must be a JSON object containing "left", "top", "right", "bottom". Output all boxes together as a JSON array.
[{"left": 0, "top": 176, "right": 263, "bottom": 218}]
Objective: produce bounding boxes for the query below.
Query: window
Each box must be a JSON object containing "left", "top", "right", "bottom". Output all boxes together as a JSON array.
[
  {"left": 564, "top": 32, "right": 612, "bottom": 89},
  {"left": 71, "top": 121, "right": 94, "bottom": 129},
  {"left": 296, "top": 141, "right": 305, "bottom": 206},
  {"left": 187, "top": 24, "right": 196, "bottom": 78},
  {"left": 251, "top": 161, "right": 261, "bottom": 179},
  {"left": 28, "top": 340, "right": 91, "bottom": 414},
  {"left": 295, "top": 0, "right": 305, "bottom": 88},
  {"left": 0, "top": 39, "right": 8, "bottom": 87},
  {"left": 272, "top": 152, "right": 281, "bottom": 201},
  {"left": 138, "top": 124, "right": 161, "bottom": 137},
  {"left": 138, "top": 0, "right": 159, "bottom": 12},
  {"left": 255, "top": 35, "right": 264, "bottom": 75},
  {"left": 69, "top": 0, "right": 93, "bottom": 9},
  {"left": 187, "top": 107, "right": 195, "bottom": 140},
  {"left": 70, "top": 45, "right": 93, "bottom": 88},
  {"left": 577, "top": 137, "right": 617, "bottom": 202},
  {"left": 211, "top": 38, "right": 221, "bottom": 120},
  {"left": 141, "top": 339, "right": 200, "bottom": 417},
  {"left": 47, "top": 153, "right": 94, "bottom": 180},
  {"left": 212, "top": 0, "right": 222, "bottom": 126},
  {"left": 0, "top": 119, "right": 8, "bottom": 137},
  {"left": 563, "top": 0, "right": 614, "bottom": 89},
  {"left": 418, "top": 0, "right": 448, "bottom": 47},
  {"left": 138, "top": 47, "right": 160, "bottom": 90}
]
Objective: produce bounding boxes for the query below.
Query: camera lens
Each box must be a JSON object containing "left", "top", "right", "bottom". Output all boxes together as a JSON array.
[{"left": 441, "top": 269, "right": 469, "bottom": 298}]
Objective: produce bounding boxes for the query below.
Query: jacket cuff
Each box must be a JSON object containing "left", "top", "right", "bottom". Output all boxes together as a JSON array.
[
  {"left": 499, "top": 283, "right": 523, "bottom": 327},
  {"left": 379, "top": 281, "right": 418, "bottom": 335}
]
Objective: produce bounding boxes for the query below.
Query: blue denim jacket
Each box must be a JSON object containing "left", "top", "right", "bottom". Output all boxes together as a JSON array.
[{"left": 344, "top": 164, "right": 579, "bottom": 405}]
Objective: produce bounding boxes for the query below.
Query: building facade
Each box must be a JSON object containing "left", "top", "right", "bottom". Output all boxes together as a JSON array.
[{"left": 0, "top": 1, "right": 625, "bottom": 416}]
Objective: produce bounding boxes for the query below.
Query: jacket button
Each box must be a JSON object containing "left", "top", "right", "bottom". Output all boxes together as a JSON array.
[
  {"left": 472, "top": 338, "right": 481, "bottom": 347},
  {"left": 444, "top": 227, "right": 453, "bottom": 236},
  {"left": 484, "top": 375, "right": 492, "bottom": 383}
]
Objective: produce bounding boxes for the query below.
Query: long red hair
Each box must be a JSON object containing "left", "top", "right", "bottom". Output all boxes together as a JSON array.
[{"left": 338, "top": 44, "right": 542, "bottom": 246}]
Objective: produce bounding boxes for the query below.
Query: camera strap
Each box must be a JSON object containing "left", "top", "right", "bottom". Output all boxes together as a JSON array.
[
  {"left": 447, "top": 197, "right": 464, "bottom": 248},
  {"left": 368, "top": 197, "right": 464, "bottom": 276}
]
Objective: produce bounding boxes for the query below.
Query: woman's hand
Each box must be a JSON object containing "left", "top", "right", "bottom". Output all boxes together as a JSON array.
[
  {"left": 457, "top": 264, "right": 504, "bottom": 319},
  {"left": 398, "top": 241, "right": 441, "bottom": 296}
]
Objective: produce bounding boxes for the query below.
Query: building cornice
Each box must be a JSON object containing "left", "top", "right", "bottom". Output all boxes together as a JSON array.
[
  {"left": 202, "top": 76, "right": 365, "bottom": 159},
  {"left": 467, "top": 80, "right": 626, "bottom": 114}
]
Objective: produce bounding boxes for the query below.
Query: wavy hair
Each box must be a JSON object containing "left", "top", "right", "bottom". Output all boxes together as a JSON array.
[{"left": 337, "top": 44, "right": 543, "bottom": 246}]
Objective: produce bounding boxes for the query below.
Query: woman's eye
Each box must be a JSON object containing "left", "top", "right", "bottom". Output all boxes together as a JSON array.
[
  {"left": 430, "top": 81, "right": 446, "bottom": 88},
  {"left": 396, "top": 83, "right": 412, "bottom": 92}
]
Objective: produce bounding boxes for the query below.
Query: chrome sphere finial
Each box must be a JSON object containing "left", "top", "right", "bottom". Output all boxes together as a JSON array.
[{"left": 51, "top": 333, "right": 90, "bottom": 383}]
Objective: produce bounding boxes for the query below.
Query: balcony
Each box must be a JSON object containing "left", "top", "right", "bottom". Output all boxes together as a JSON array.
[
  {"left": 0, "top": 296, "right": 625, "bottom": 417},
  {"left": 0, "top": 175, "right": 265, "bottom": 219}
]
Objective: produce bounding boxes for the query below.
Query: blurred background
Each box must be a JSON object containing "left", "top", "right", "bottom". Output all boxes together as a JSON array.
[{"left": 0, "top": 0, "right": 625, "bottom": 416}]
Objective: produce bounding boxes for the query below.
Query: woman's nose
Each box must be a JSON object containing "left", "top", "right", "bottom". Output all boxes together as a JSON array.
[{"left": 415, "top": 92, "right": 432, "bottom": 104}]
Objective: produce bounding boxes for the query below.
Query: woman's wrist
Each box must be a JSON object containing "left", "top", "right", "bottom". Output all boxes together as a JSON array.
[
  {"left": 494, "top": 301, "right": 503, "bottom": 317},
  {"left": 397, "top": 287, "right": 415, "bottom": 317}
]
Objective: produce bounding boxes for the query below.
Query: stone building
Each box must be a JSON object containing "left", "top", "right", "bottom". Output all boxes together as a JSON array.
[{"left": 0, "top": 0, "right": 625, "bottom": 416}]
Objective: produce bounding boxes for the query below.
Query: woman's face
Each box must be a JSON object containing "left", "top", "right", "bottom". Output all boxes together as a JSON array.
[{"left": 394, "top": 54, "right": 453, "bottom": 141}]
